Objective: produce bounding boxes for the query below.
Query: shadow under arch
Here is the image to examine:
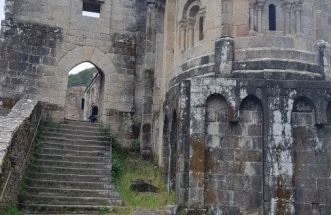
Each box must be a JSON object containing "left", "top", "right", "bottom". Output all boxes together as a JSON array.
[
  {"left": 239, "top": 95, "right": 263, "bottom": 112},
  {"left": 58, "top": 47, "right": 117, "bottom": 123},
  {"left": 292, "top": 96, "right": 315, "bottom": 113}
]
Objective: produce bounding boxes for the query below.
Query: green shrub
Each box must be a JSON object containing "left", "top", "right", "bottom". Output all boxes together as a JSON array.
[
  {"left": 132, "top": 139, "right": 140, "bottom": 153},
  {"left": 111, "top": 150, "right": 123, "bottom": 182},
  {"left": 2, "top": 206, "right": 23, "bottom": 215}
]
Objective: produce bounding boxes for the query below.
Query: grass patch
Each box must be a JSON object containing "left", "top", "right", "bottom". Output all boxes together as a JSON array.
[
  {"left": 2, "top": 206, "right": 23, "bottom": 215},
  {"left": 111, "top": 137, "right": 175, "bottom": 212},
  {"left": 92, "top": 207, "right": 133, "bottom": 215}
]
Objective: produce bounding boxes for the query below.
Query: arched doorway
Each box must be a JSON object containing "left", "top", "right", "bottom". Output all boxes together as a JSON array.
[{"left": 64, "top": 62, "right": 104, "bottom": 122}]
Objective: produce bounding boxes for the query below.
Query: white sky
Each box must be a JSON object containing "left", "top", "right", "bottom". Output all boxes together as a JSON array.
[
  {"left": 69, "top": 62, "right": 95, "bottom": 75},
  {"left": 0, "top": 0, "right": 4, "bottom": 21},
  {"left": 82, "top": 11, "right": 100, "bottom": 18}
]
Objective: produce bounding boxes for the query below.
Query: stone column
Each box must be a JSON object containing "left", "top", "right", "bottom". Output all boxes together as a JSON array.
[
  {"left": 177, "top": 80, "right": 191, "bottom": 206},
  {"left": 186, "top": 19, "right": 195, "bottom": 49},
  {"left": 140, "top": 0, "right": 157, "bottom": 159},
  {"left": 180, "top": 22, "right": 186, "bottom": 52},
  {"left": 283, "top": 2, "right": 292, "bottom": 34},
  {"left": 249, "top": 6, "right": 255, "bottom": 31},
  {"left": 256, "top": 1, "right": 265, "bottom": 32},
  {"left": 294, "top": 3, "right": 303, "bottom": 34},
  {"left": 214, "top": 36, "right": 234, "bottom": 76}
]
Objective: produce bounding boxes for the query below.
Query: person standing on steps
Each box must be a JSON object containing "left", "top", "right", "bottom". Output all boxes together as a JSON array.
[{"left": 89, "top": 103, "right": 98, "bottom": 123}]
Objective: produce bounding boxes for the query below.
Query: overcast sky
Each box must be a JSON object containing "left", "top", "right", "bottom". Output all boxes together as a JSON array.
[
  {"left": 69, "top": 62, "right": 95, "bottom": 75},
  {"left": 0, "top": 0, "right": 4, "bottom": 21}
]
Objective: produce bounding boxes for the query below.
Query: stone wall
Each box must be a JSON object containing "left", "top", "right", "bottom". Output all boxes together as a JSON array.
[
  {"left": 162, "top": 76, "right": 331, "bottom": 214},
  {"left": 0, "top": 99, "right": 41, "bottom": 209},
  {"left": 64, "top": 86, "right": 85, "bottom": 121},
  {"left": 0, "top": 0, "right": 148, "bottom": 148}
]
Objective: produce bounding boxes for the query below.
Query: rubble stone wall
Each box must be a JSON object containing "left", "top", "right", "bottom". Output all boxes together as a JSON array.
[{"left": 0, "top": 99, "right": 41, "bottom": 209}]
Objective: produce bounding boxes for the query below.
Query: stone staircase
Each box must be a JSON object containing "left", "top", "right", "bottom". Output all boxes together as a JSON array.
[{"left": 19, "top": 120, "right": 122, "bottom": 214}]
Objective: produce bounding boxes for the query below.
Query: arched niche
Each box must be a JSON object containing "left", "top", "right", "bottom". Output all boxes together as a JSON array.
[
  {"left": 291, "top": 97, "right": 328, "bottom": 214},
  {"left": 204, "top": 94, "right": 229, "bottom": 206},
  {"left": 237, "top": 95, "right": 263, "bottom": 213}
]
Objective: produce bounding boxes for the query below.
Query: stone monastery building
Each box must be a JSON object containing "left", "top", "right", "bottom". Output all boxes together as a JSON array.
[{"left": 0, "top": 0, "right": 331, "bottom": 214}]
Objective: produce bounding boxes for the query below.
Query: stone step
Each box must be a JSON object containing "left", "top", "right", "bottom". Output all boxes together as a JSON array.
[
  {"left": 25, "top": 187, "right": 118, "bottom": 198},
  {"left": 41, "top": 127, "right": 106, "bottom": 136},
  {"left": 20, "top": 204, "right": 113, "bottom": 214},
  {"left": 64, "top": 120, "right": 99, "bottom": 126},
  {"left": 31, "top": 165, "right": 111, "bottom": 175},
  {"left": 21, "top": 121, "right": 121, "bottom": 214},
  {"left": 26, "top": 179, "right": 113, "bottom": 190},
  {"left": 36, "top": 159, "right": 110, "bottom": 169},
  {"left": 40, "top": 136, "right": 110, "bottom": 146},
  {"left": 28, "top": 172, "right": 111, "bottom": 183},
  {"left": 37, "top": 154, "right": 109, "bottom": 163},
  {"left": 40, "top": 147, "right": 110, "bottom": 157},
  {"left": 60, "top": 124, "right": 105, "bottom": 132},
  {"left": 41, "top": 131, "right": 109, "bottom": 141},
  {"left": 22, "top": 195, "right": 122, "bottom": 206},
  {"left": 40, "top": 142, "right": 110, "bottom": 152}
]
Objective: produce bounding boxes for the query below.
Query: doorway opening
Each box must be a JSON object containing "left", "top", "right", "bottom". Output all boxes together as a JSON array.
[{"left": 64, "top": 62, "right": 104, "bottom": 122}]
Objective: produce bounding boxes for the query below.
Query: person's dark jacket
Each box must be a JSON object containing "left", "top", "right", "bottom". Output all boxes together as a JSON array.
[{"left": 92, "top": 105, "right": 98, "bottom": 116}]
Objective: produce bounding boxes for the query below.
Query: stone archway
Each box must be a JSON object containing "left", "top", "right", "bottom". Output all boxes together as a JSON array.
[{"left": 57, "top": 47, "right": 117, "bottom": 123}]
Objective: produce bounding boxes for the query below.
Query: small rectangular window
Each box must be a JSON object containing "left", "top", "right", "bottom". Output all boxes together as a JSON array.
[{"left": 82, "top": 1, "right": 101, "bottom": 18}]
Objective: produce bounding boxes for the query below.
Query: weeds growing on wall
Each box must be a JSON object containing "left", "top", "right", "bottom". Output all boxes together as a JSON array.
[{"left": 131, "top": 139, "right": 140, "bottom": 153}]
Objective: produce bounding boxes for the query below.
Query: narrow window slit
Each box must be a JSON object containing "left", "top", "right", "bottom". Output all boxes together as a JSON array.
[{"left": 269, "top": 4, "right": 276, "bottom": 31}]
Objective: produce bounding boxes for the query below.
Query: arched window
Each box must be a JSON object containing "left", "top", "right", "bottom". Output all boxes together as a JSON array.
[
  {"left": 269, "top": 4, "right": 276, "bottom": 31},
  {"left": 199, "top": 16, "right": 204, "bottom": 40}
]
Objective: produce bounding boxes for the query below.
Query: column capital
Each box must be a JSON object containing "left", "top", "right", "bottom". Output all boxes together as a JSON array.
[
  {"left": 256, "top": 1, "right": 266, "bottom": 10},
  {"left": 282, "top": 2, "right": 292, "bottom": 11},
  {"left": 179, "top": 20, "right": 187, "bottom": 28},
  {"left": 198, "top": 7, "right": 206, "bottom": 16},
  {"left": 187, "top": 18, "right": 195, "bottom": 27},
  {"left": 146, "top": 0, "right": 156, "bottom": 5},
  {"left": 249, "top": 0, "right": 256, "bottom": 7},
  {"left": 293, "top": 1, "right": 303, "bottom": 11}
]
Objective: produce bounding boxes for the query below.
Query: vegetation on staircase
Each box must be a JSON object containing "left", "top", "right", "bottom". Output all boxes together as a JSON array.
[
  {"left": 17, "top": 120, "right": 122, "bottom": 214},
  {"left": 4, "top": 121, "right": 175, "bottom": 215}
]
